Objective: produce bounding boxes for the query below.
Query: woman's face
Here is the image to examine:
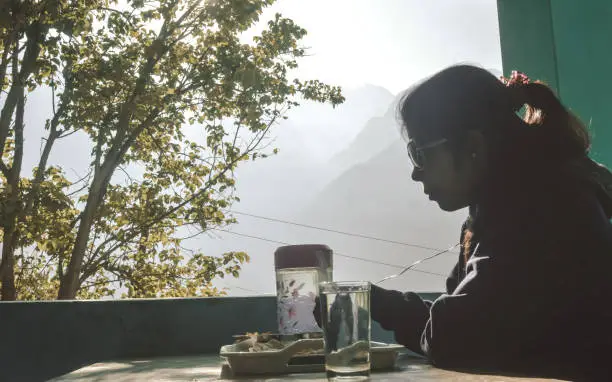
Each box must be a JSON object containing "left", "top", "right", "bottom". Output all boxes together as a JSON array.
[{"left": 408, "top": 131, "right": 486, "bottom": 211}]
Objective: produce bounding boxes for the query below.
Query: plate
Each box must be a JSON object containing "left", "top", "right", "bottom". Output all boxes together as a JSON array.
[{"left": 219, "top": 339, "right": 404, "bottom": 375}]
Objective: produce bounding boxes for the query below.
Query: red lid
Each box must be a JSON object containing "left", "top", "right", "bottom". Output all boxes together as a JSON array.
[{"left": 274, "top": 244, "right": 333, "bottom": 270}]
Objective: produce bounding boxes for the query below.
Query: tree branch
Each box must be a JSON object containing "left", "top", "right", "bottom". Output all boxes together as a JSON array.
[
  {"left": 0, "top": 30, "right": 15, "bottom": 93},
  {"left": 0, "top": 21, "right": 47, "bottom": 160},
  {"left": 65, "top": 170, "right": 93, "bottom": 197},
  {"left": 88, "top": 112, "right": 282, "bottom": 264},
  {"left": 80, "top": 277, "right": 121, "bottom": 290},
  {"left": 0, "top": 160, "right": 8, "bottom": 177},
  {"left": 0, "top": 38, "right": 25, "bottom": 301},
  {"left": 22, "top": 43, "right": 75, "bottom": 218},
  {"left": 105, "top": 17, "right": 172, "bottom": 157}
]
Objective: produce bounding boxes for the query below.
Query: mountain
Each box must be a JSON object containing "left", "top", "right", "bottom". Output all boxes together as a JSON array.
[
  {"left": 191, "top": 85, "right": 402, "bottom": 295},
  {"left": 299, "top": 139, "right": 465, "bottom": 245},
  {"left": 287, "top": 84, "right": 395, "bottom": 139},
  {"left": 327, "top": 92, "right": 404, "bottom": 174},
  {"left": 227, "top": 84, "right": 397, "bottom": 218}
]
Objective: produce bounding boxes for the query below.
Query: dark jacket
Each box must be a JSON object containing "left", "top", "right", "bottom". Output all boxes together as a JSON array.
[{"left": 371, "top": 164, "right": 612, "bottom": 381}]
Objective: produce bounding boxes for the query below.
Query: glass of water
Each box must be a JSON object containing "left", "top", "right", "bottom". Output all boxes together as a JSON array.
[{"left": 319, "top": 281, "right": 371, "bottom": 381}]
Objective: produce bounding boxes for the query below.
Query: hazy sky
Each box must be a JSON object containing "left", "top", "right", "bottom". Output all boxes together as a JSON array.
[{"left": 248, "top": 0, "right": 502, "bottom": 93}]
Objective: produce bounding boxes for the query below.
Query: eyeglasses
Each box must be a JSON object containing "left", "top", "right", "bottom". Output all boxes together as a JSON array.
[{"left": 406, "top": 138, "right": 448, "bottom": 169}]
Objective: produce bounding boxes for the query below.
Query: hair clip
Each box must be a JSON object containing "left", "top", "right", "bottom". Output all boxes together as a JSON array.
[{"left": 500, "top": 70, "right": 531, "bottom": 87}]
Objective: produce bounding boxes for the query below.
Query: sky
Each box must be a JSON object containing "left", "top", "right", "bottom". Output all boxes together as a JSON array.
[{"left": 247, "top": 0, "right": 502, "bottom": 94}]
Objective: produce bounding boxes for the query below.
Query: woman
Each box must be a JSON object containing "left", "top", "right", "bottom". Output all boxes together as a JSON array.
[{"left": 319, "top": 65, "right": 612, "bottom": 380}]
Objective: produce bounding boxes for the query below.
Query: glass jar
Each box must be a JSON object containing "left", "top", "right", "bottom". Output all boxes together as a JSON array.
[{"left": 274, "top": 244, "right": 333, "bottom": 335}]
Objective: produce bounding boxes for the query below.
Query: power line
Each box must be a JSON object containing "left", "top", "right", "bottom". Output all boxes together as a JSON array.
[
  {"left": 375, "top": 243, "right": 461, "bottom": 285},
  {"left": 211, "top": 228, "right": 448, "bottom": 278},
  {"left": 223, "top": 284, "right": 264, "bottom": 294},
  {"left": 231, "top": 210, "right": 458, "bottom": 253}
]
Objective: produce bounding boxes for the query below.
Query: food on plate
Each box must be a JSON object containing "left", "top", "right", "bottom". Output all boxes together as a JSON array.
[
  {"left": 233, "top": 332, "right": 284, "bottom": 352},
  {"left": 231, "top": 332, "right": 324, "bottom": 354}
]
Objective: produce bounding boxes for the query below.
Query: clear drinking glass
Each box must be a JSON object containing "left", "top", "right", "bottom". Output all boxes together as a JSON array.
[{"left": 319, "top": 281, "right": 371, "bottom": 381}]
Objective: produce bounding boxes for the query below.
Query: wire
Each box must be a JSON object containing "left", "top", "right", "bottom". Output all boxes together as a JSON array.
[
  {"left": 223, "top": 284, "right": 264, "bottom": 294},
  {"left": 211, "top": 228, "right": 448, "bottom": 278},
  {"left": 231, "top": 210, "right": 459, "bottom": 253},
  {"left": 375, "top": 243, "right": 461, "bottom": 285}
]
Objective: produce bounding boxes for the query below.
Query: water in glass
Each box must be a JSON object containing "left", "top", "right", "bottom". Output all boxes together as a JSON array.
[{"left": 319, "top": 281, "right": 371, "bottom": 381}]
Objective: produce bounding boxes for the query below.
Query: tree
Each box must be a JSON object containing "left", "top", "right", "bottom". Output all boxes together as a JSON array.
[
  {"left": 0, "top": 0, "right": 344, "bottom": 300},
  {"left": 1, "top": 0, "right": 103, "bottom": 300}
]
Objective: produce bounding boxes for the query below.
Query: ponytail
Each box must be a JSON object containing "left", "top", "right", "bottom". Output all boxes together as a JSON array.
[
  {"left": 502, "top": 73, "right": 591, "bottom": 161},
  {"left": 502, "top": 74, "right": 612, "bottom": 218}
]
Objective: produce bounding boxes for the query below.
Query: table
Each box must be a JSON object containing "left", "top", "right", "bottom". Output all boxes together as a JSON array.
[{"left": 53, "top": 353, "right": 565, "bottom": 381}]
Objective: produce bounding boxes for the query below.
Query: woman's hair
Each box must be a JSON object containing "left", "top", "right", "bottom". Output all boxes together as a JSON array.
[
  {"left": 398, "top": 65, "right": 595, "bottom": 263},
  {"left": 398, "top": 64, "right": 591, "bottom": 163}
]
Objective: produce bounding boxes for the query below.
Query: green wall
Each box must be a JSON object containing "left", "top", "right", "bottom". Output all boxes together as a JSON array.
[{"left": 497, "top": 0, "right": 612, "bottom": 167}]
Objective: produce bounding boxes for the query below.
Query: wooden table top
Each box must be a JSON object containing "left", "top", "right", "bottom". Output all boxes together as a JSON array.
[{"left": 52, "top": 353, "right": 565, "bottom": 381}]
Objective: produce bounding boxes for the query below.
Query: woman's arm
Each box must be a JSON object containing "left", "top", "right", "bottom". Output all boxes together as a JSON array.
[
  {"left": 370, "top": 285, "right": 430, "bottom": 354},
  {"left": 420, "top": 251, "right": 535, "bottom": 368},
  {"left": 365, "top": 219, "right": 469, "bottom": 353}
]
